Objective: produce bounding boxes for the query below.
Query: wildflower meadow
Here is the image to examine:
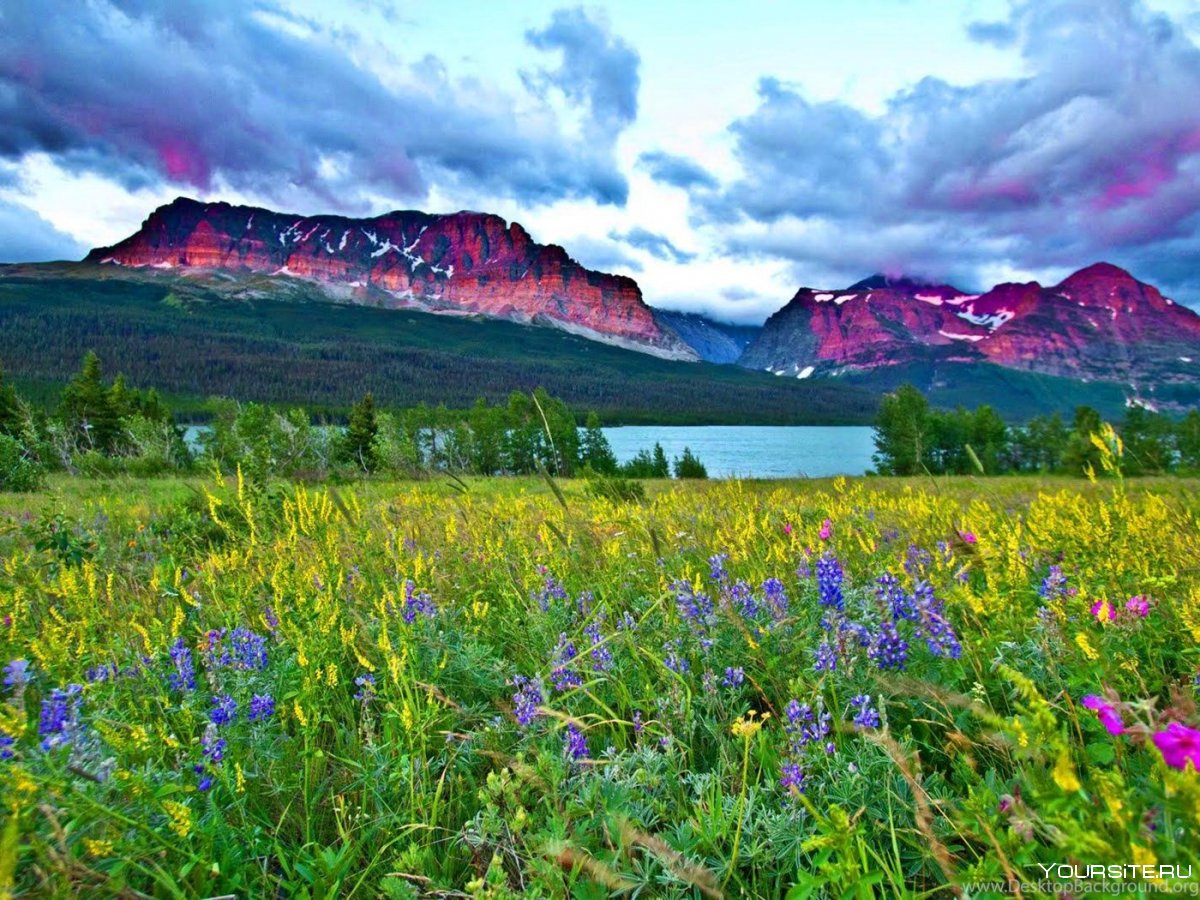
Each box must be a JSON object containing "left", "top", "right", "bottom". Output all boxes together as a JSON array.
[{"left": 2, "top": 458, "right": 1199, "bottom": 896}]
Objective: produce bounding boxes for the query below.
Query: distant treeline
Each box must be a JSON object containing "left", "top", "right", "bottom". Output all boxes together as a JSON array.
[
  {"left": 0, "top": 352, "right": 707, "bottom": 491},
  {"left": 873, "top": 384, "right": 1200, "bottom": 476}
]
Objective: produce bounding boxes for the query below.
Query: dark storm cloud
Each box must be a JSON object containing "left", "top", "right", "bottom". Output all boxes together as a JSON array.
[
  {"left": 637, "top": 151, "right": 719, "bottom": 190},
  {"left": 0, "top": 199, "right": 87, "bottom": 263},
  {"left": 524, "top": 7, "right": 640, "bottom": 131},
  {"left": 609, "top": 227, "right": 696, "bottom": 263},
  {"left": 0, "top": 1, "right": 635, "bottom": 212},
  {"left": 694, "top": 0, "right": 1200, "bottom": 305}
]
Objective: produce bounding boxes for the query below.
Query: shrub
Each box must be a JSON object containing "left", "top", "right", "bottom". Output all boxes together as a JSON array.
[
  {"left": 673, "top": 446, "right": 708, "bottom": 479},
  {"left": 0, "top": 433, "right": 46, "bottom": 492}
]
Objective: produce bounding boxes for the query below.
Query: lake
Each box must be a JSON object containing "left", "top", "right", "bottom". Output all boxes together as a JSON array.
[
  {"left": 602, "top": 426, "right": 876, "bottom": 479},
  {"left": 183, "top": 424, "right": 878, "bottom": 479}
]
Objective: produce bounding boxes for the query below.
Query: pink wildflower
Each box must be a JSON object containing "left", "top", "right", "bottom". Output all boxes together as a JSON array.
[
  {"left": 958, "top": 530, "right": 977, "bottom": 544},
  {"left": 819, "top": 519, "right": 832, "bottom": 541},
  {"left": 1125, "top": 595, "right": 1149, "bottom": 617},
  {"left": 1152, "top": 723, "right": 1200, "bottom": 771},
  {"left": 783, "top": 523, "right": 793, "bottom": 536},
  {"left": 1081, "top": 695, "right": 1125, "bottom": 735},
  {"left": 1091, "top": 599, "right": 1114, "bottom": 623}
]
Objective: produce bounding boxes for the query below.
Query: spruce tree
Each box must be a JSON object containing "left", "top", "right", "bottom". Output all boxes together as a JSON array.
[
  {"left": 0, "top": 362, "right": 21, "bottom": 437},
  {"left": 579, "top": 411, "right": 617, "bottom": 474},
  {"left": 58, "top": 351, "right": 121, "bottom": 452},
  {"left": 342, "top": 392, "right": 379, "bottom": 472},
  {"left": 652, "top": 443, "right": 670, "bottom": 478}
]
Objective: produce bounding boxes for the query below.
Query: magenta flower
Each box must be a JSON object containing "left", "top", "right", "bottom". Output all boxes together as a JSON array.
[
  {"left": 1152, "top": 723, "right": 1200, "bottom": 771},
  {"left": 819, "top": 519, "right": 832, "bottom": 541},
  {"left": 958, "top": 530, "right": 977, "bottom": 544},
  {"left": 783, "top": 523, "right": 793, "bottom": 536},
  {"left": 1125, "top": 595, "right": 1149, "bottom": 617},
  {"left": 1081, "top": 695, "right": 1125, "bottom": 735}
]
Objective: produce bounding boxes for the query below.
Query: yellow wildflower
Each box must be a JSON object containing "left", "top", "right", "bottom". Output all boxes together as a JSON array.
[{"left": 162, "top": 800, "right": 192, "bottom": 839}]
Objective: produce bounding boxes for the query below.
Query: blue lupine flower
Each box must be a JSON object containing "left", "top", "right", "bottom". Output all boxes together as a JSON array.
[
  {"left": 263, "top": 606, "right": 280, "bottom": 632},
  {"left": 202, "top": 730, "right": 227, "bottom": 765},
  {"left": 708, "top": 553, "right": 729, "bottom": 583},
  {"left": 3, "top": 659, "right": 30, "bottom": 689},
  {"left": 729, "top": 581, "right": 758, "bottom": 618},
  {"left": 796, "top": 556, "right": 813, "bottom": 579},
  {"left": 632, "top": 710, "right": 644, "bottom": 734},
  {"left": 816, "top": 554, "right": 845, "bottom": 610},
  {"left": 850, "top": 694, "right": 881, "bottom": 729},
  {"left": 876, "top": 573, "right": 915, "bottom": 621},
  {"left": 762, "top": 578, "right": 788, "bottom": 621},
  {"left": 911, "top": 581, "right": 962, "bottom": 659},
  {"left": 210, "top": 694, "right": 238, "bottom": 727},
  {"left": 616, "top": 611, "right": 637, "bottom": 632},
  {"left": 402, "top": 580, "right": 436, "bottom": 623},
  {"left": 870, "top": 620, "right": 908, "bottom": 671},
  {"left": 576, "top": 591, "right": 595, "bottom": 616},
  {"left": 532, "top": 573, "right": 568, "bottom": 612},
  {"left": 550, "top": 634, "right": 583, "bottom": 692},
  {"left": 248, "top": 694, "right": 275, "bottom": 721},
  {"left": 723, "top": 666, "right": 745, "bottom": 688},
  {"left": 585, "top": 622, "right": 612, "bottom": 672},
  {"left": 354, "top": 674, "right": 376, "bottom": 702},
  {"left": 814, "top": 641, "right": 838, "bottom": 672},
  {"left": 167, "top": 638, "right": 196, "bottom": 692},
  {"left": 38, "top": 684, "right": 83, "bottom": 751},
  {"left": 0, "top": 734, "right": 15, "bottom": 760},
  {"left": 228, "top": 628, "right": 268, "bottom": 670},
  {"left": 780, "top": 761, "right": 805, "bottom": 793},
  {"left": 85, "top": 662, "right": 118, "bottom": 683},
  {"left": 511, "top": 675, "right": 543, "bottom": 728},
  {"left": 663, "top": 640, "right": 690, "bottom": 674},
  {"left": 784, "top": 698, "right": 833, "bottom": 755},
  {"left": 904, "top": 545, "right": 934, "bottom": 576},
  {"left": 673, "top": 581, "right": 714, "bottom": 629},
  {"left": 564, "top": 722, "right": 590, "bottom": 760},
  {"left": 1039, "top": 565, "right": 1069, "bottom": 601}
]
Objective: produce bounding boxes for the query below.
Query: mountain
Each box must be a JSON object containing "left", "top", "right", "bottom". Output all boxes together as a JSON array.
[
  {"left": 0, "top": 264, "right": 878, "bottom": 424},
  {"left": 739, "top": 264, "right": 1200, "bottom": 409},
  {"left": 653, "top": 310, "right": 761, "bottom": 363},
  {"left": 87, "top": 197, "right": 697, "bottom": 361}
]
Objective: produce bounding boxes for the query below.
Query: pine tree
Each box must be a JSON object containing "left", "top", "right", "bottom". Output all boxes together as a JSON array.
[
  {"left": 342, "top": 392, "right": 379, "bottom": 472},
  {"left": 58, "top": 351, "right": 121, "bottom": 452},
  {"left": 673, "top": 447, "right": 708, "bottom": 479},
  {"left": 652, "top": 443, "right": 670, "bottom": 478},
  {"left": 0, "top": 361, "right": 21, "bottom": 437},
  {"left": 579, "top": 411, "right": 617, "bottom": 474}
]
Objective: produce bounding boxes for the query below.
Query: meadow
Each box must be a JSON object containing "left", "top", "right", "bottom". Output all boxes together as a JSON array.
[{"left": 1, "top": 462, "right": 1199, "bottom": 897}]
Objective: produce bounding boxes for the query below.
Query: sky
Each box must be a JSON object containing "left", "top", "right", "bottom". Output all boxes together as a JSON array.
[{"left": 2, "top": 0, "right": 1200, "bottom": 322}]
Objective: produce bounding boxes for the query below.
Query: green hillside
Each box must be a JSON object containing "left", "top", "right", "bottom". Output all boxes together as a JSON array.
[{"left": 0, "top": 266, "right": 878, "bottom": 424}]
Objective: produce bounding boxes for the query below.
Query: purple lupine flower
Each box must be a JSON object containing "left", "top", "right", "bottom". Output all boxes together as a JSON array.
[
  {"left": 228, "top": 628, "right": 268, "bottom": 670},
  {"left": 210, "top": 694, "right": 237, "bottom": 727},
  {"left": 576, "top": 591, "right": 595, "bottom": 616},
  {"left": 1039, "top": 565, "right": 1068, "bottom": 601},
  {"left": 814, "top": 641, "right": 838, "bottom": 672},
  {"left": 722, "top": 667, "right": 745, "bottom": 688},
  {"left": 673, "top": 581, "right": 714, "bottom": 630},
  {"left": 85, "top": 662, "right": 118, "bottom": 683},
  {"left": 402, "top": 580, "right": 436, "bottom": 623},
  {"left": 584, "top": 622, "right": 612, "bottom": 672},
  {"left": 616, "top": 611, "right": 637, "bottom": 632},
  {"left": 876, "top": 573, "right": 915, "bottom": 621},
  {"left": 780, "top": 762, "right": 805, "bottom": 793},
  {"left": 532, "top": 573, "right": 568, "bottom": 612},
  {"left": 248, "top": 694, "right": 276, "bottom": 722},
  {"left": 729, "top": 580, "right": 759, "bottom": 618},
  {"left": 702, "top": 670, "right": 717, "bottom": 694},
  {"left": 904, "top": 545, "right": 933, "bottom": 576},
  {"left": 263, "top": 606, "right": 279, "bottom": 632},
  {"left": 551, "top": 634, "right": 583, "bottom": 692},
  {"left": 869, "top": 620, "right": 908, "bottom": 671},
  {"left": 663, "top": 640, "right": 690, "bottom": 674},
  {"left": 564, "top": 723, "right": 590, "bottom": 760},
  {"left": 167, "top": 638, "right": 196, "bottom": 692},
  {"left": 354, "top": 674, "right": 376, "bottom": 702},
  {"left": 0, "top": 734, "right": 15, "bottom": 760},
  {"left": 911, "top": 581, "right": 962, "bottom": 659},
  {"left": 762, "top": 578, "right": 788, "bottom": 621},
  {"left": 511, "top": 675, "right": 543, "bottom": 728},
  {"left": 796, "top": 555, "right": 813, "bottom": 579},
  {"left": 816, "top": 554, "right": 845, "bottom": 611},
  {"left": 632, "top": 710, "right": 644, "bottom": 734},
  {"left": 708, "top": 553, "right": 729, "bottom": 583},
  {"left": 3, "top": 659, "right": 30, "bottom": 690},
  {"left": 850, "top": 694, "right": 881, "bottom": 729},
  {"left": 38, "top": 684, "right": 83, "bottom": 751}
]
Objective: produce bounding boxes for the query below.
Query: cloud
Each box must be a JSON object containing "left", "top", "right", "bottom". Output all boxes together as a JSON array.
[
  {"left": 610, "top": 227, "right": 696, "bottom": 263},
  {"left": 0, "top": 198, "right": 87, "bottom": 262},
  {"left": 0, "top": 1, "right": 635, "bottom": 212},
  {"left": 560, "top": 234, "right": 643, "bottom": 273},
  {"left": 524, "top": 7, "right": 640, "bottom": 131},
  {"left": 637, "top": 151, "right": 718, "bottom": 190},
  {"left": 691, "top": 0, "right": 1200, "bottom": 304},
  {"left": 966, "top": 20, "right": 1018, "bottom": 47}
]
